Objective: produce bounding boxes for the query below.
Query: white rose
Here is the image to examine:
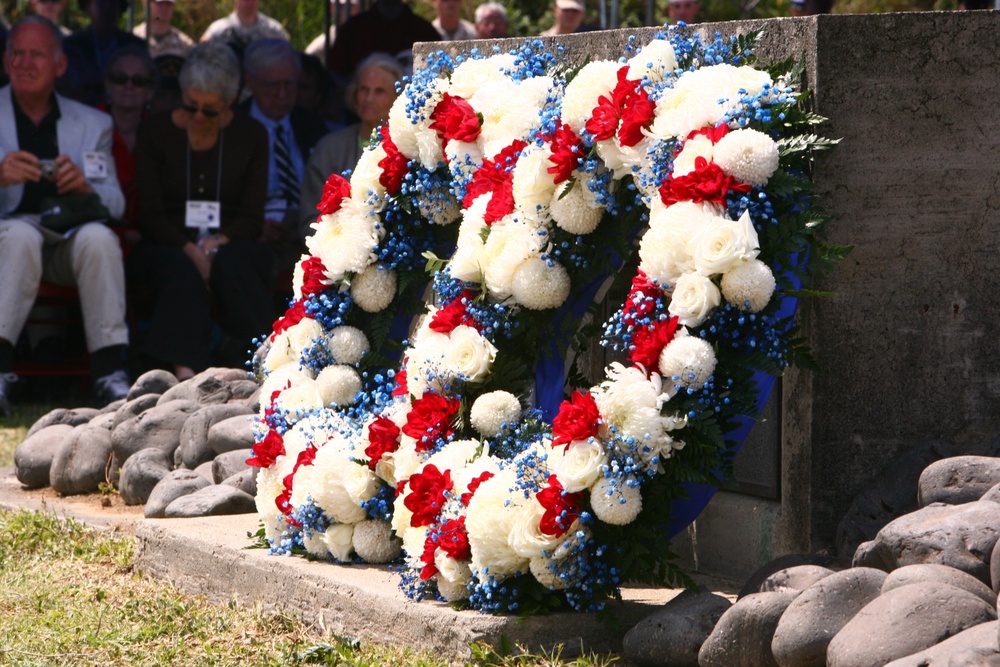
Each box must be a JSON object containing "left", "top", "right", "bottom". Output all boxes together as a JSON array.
[
  {"left": 434, "top": 551, "right": 473, "bottom": 584},
  {"left": 449, "top": 54, "right": 517, "bottom": 99},
  {"left": 691, "top": 212, "right": 759, "bottom": 277},
  {"left": 668, "top": 273, "right": 721, "bottom": 328},
  {"left": 447, "top": 325, "right": 498, "bottom": 383},
  {"left": 508, "top": 501, "right": 562, "bottom": 558},
  {"left": 626, "top": 38, "right": 677, "bottom": 83},
  {"left": 322, "top": 523, "right": 355, "bottom": 562},
  {"left": 512, "top": 145, "right": 558, "bottom": 221},
  {"left": 342, "top": 460, "right": 380, "bottom": 505},
  {"left": 672, "top": 134, "right": 715, "bottom": 178},
  {"left": 554, "top": 439, "right": 607, "bottom": 493},
  {"left": 285, "top": 318, "right": 325, "bottom": 358}
]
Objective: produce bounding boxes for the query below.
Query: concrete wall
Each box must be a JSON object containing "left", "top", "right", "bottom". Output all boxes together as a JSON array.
[{"left": 418, "top": 10, "right": 1000, "bottom": 579}]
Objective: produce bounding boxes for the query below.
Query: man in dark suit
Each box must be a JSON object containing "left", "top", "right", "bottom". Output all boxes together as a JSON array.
[{"left": 238, "top": 38, "right": 328, "bottom": 272}]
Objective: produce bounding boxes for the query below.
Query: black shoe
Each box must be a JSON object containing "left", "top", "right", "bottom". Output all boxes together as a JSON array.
[
  {"left": 0, "top": 373, "right": 15, "bottom": 418},
  {"left": 92, "top": 369, "right": 130, "bottom": 406}
]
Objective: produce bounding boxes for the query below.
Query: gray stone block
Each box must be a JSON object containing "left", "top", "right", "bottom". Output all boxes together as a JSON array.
[
  {"left": 126, "top": 369, "right": 178, "bottom": 400},
  {"left": 157, "top": 369, "right": 249, "bottom": 406},
  {"left": 883, "top": 622, "right": 1000, "bottom": 667},
  {"left": 760, "top": 565, "right": 835, "bottom": 595},
  {"left": 771, "top": 567, "right": 887, "bottom": 667},
  {"left": 14, "top": 423, "right": 75, "bottom": 488},
  {"left": 919, "top": 457, "right": 1000, "bottom": 508},
  {"left": 25, "top": 408, "right": 97, "bottom": 439},
  {"left": 208, "top": 415, "right": 254, "bottom": 456},
  {"left": 176, "top": 403, "right": 255, "bottom": 470},
  {"left": 737, "top": 554, "right": 841, "bottom": 599},
  {"left": 222, "top": 469, "right": 257, "bottom": 497},
  {"left": 118, "top": 448, "right": 172, "bottom": 506},
  {"left": 622, "top": 587, "right": 731, "bottom": 667},
  {"left": 111, "top": 399, "right": 200, "bottom": 469},
  {"left": 163, "top": 484, "right": 256, "bottom": 517},
  {"left": 227, "top": 379, "right": 260, "bottom": 401},
  {"left": 826, "top": 582, "right": 997, "bottom": 667},
  {"left": 698, "top": 591, "right": 796, "bottom": 667},
  {"left": 144, "top": 469, "right": 212, "bottom": 519},
  {"left": 212, "top": 449, "right": 252, "bottom": 484},
  {"left": 49, "top": 415, "right": 115, "bottom": 495},
  {"left": 112, "top": 393, "right": 161, "bottom": 430},
  {"left": 882, "top": 564, "right": 996, "bottom": 609},
  {"left": 852, "top": 502, "right": 1000, "bottom": 585}
]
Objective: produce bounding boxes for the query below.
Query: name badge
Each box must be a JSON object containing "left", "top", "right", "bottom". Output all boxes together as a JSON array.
[
  {"left": 185, "top": 200, "right": 221, "bottom": 230},
  {"left": 82, "top": 152, "right": 108, "bottom": 179}
]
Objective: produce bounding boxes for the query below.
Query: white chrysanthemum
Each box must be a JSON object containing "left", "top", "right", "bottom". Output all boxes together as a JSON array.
[
  {"left": 691, "top": 211, "right": 760, "bottom": 277},
  {"left": 292, "top": 445, "right": 375, "bottom": 524},
  {"left": 401, "top": 525, "right": 428, "bottom": 572},
  {"left": 404, "top": 330, "right": 451, "bottom": 397},
  {"left": 445, "top": 140, "right": 485, "bottom": 186},
  {"left": 352, "top": 519, "right": 402, "bottom": 563},
  {"left": 512, "top": 436, "right": 565, "bottom": 484},
  {"left": 417, "top": 183, "right": 461, "bottom": 226},
  {"left": 474, "top": 77, "right": 554, "bottom": 157},
  {"left": 554, "top": 439, "right": 607, "bottom": 493},
  {"left": 387, "top": 94, "right": 419, "bottom": 159},
  {"left": 638, "top": 201, "right": 716, "bottom": 286},
  {"left": 595, "top": 363, "right": 677, "bottom": 457},
  {"left": 659, "top": 333, "right": 717, "bottom": 392},
  {"left": 510, "top": 257, "right": 571, "bottom": 310},
  {"left": 530, "top": 555, "right": 570, "bottom": 590},
  {"left": 447, "top": 325, "right": 498, "bottom": 383},
  {"left": 351, "top": 264, "right": 397, "bottom": 313},
  {"left": 452, "top": 450, "right": 503, "bottom": 499},
  {"left": 650, "top": 64, "right": 773, "bottom": 141},
  {"left": 255, "top": 466, "right": 291, "bottom": 541},
  {"left": 323, "top": 523, "right": 355, "bottom": 562},
  {"left": 712, "top": 128, "right": 780, "bottom": 186},
  {"left": 315, "top": 364, "right": 362, "bottom": 406},
  {"left": 437, "top": 575, "right": 471, "bottom": 602},
  {"left": 590, "top": 477, "right": 643, "bottom": 525},
  {"left": 626, "top": 39, "right": 677, "bottom": 84},
  {"left": 306, "top": 199, "right": 379, "bottom": 281},
  {"left": 721, "top": 259, "right": 776, "bottom": 312},
  {"left": 302, "top": 531, "right": 330, "bottom": 558},
  {"left": 327, "top": 326, "right": 369, "bottom": 365},
  {"left": 481, "top": 218, "right": 544, "bottom": 300},
  {"left": 276, "top": 377, "right": 323, "bottom": 413},
  {"left": 470, "top": 391, "right": 522, "bottom": 436},
  {"left": 668, "top": 273, "right": 721, "bottom": 327},
  {"left": 466, "top": 467, "right": 529, "bottom": 580},
  {"left": 422, "top": 439, "right": 482, "bottom": 480},
  {"left": 672, "top": 134, "right": 715, "bottom": 178},
  {"left": 550, "top": 177, "right": 605, "bottom": 235},
  {"left": 387, "top": 436, "right": 423, "bottom": 493},
  {"left": 448, "top": 54, "right": 517, "bottom": 99},
  {"left": 415, "top": 125, "right": 444, "bottom": 170},
  {"left": 561, "top": 60, "right": 620, "bottom": 134},
  {"left": 448, "top": 194, "right": 490, "bottom": 283},
  {"left": 260, "top": 364, "right": 314, "bottom": 410},
  {"left": 508, "top": 500, "right": 563, "bottom": 558},
  {"left": 348, "top": 144, "right": 388, "bottom": 211},
  {"left": 512, "top": 144, "right": 557, "bottom": 221}
]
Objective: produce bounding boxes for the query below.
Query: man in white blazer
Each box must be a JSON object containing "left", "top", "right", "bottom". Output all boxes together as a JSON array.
[{"left": 0, "top": 15, "right": 129, "bottom": 415}]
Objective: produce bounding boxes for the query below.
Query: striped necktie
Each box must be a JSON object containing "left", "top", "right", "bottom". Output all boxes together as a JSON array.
[{"left": 273, "top": 124, "right": 300, "bottom": 202}]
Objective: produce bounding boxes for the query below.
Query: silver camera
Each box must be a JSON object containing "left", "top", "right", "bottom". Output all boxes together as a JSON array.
[{"left": 38, "top": 159, "right": 56, "bottom": 180}]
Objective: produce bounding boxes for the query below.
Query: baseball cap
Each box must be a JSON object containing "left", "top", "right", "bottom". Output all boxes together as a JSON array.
[{"left": 556, "top": 0, "right": 585, "bottom": 10}]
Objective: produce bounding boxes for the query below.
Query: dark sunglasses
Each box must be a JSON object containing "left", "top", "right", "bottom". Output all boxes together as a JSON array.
[
  {"left": 180, "top": 103, "right": 222, "bottom": 118},
  {"left": 107, "top": 72, "right": 154, "bottom": 88}
]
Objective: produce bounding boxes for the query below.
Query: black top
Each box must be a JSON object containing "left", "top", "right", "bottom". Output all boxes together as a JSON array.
[{"left": 12, "top": 94, "right": 60, "bottom": 214}]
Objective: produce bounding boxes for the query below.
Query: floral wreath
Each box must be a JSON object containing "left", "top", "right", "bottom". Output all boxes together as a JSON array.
[{"left": 249, "top": 28, "right": 841, "bottom": 615}]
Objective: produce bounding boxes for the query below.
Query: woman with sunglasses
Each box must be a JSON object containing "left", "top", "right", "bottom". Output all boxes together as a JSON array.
[{"left": 132, "top": 41, "right": 275, "bottom": 380}]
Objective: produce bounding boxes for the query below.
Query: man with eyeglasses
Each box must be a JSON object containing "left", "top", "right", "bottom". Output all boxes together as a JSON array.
[
  {"left": 237, "top": 38, "right": 326, "bottom": 273},
  {"left": 0, "top": 16, "right": 130, "bottom": 414},
  {"left": 133, "top": 0, "right": 195, "bottom": 59}
]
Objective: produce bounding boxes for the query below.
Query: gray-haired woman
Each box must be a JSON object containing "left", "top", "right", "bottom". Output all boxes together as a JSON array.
[{"left": 131, "top": 41, "right": 275, "bottom": 379}]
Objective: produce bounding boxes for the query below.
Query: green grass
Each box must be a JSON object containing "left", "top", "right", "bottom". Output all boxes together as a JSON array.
[{"left": 0, "top": 508, "right": 619, "bottom": 666}]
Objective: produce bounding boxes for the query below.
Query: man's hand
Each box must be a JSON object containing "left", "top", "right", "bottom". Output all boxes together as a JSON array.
[
  {"left": 183, "top": 241, "right": 213, "bottom": 282},
  {"left": 53, "top": 155, "right": 94, "bottom": 195},
  {"left": 0, "top": 150, "right": 41, "bottom": 187}
]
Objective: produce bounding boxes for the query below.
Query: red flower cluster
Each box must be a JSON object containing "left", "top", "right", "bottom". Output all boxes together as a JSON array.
[
  {"left": 316, "top": 173, "right": 351, "bottom": 218},
  {"left": 552, "top": 390, "right": 601, "bottom": 447},
  {"left": 419, "top": 535, "right": 438, "bottom": 580},
  {"left": 585, "top": 67, "right": 655, "bottom": 149},
  {"left": 460, "top": 470, "right": 495, "bottom": 506},
  {"left": 437, "top": 516, "right": 471, "bottom": 561},
  {"left": 275, "top": 444, "right": 317, "bottom": 521},
  {"left": 629, "top": 315, "right": 680, "bottom": 375},
  {"left": 298, "top": 257, "right": 330, "bottom": 297},
  {"left": 404, "top": 464, "right": 453, "bottom": 527},
  {"left": 377, "top": 126, "right": 409, "bottom": 195},
  {"left": 621, "top": 271, "right": 660, "bottom": 330},
  {"left": 547, "top": 123, "right": 583, "bottom": 184},
  {"left": 687, "top": 123, "right": 730, "bottom": 144},
  {"left": 271, "top": 300, "right": 309, "bottom": 338},
  {"left": 536, "top": 475, "right": 582, "bottom": 536},
  {"left": 364, "top": 416, "right": 401, "bottom": 470},
  {"left": 659, "top": 156, "right": 751, "bottom": 207},
  {"left": 429, "top": 93, "right": 482, "bottom": 144},
  {"left": 403, "top": 392, "right": 461, "bottom": 450},
  {"left": 429, "top": 290, "right": 478, "bottom": 333},
  {"left": 247, "top": 429, "right": 285, "bottom": 468},
  {"left": 392, "top": 367, "right": 409, "bottom": 397},
  {"left": 462, "top": 139, "right": 528, "bottom": 224}
]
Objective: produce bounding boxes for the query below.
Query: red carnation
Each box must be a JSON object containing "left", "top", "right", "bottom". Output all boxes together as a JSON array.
[
  {"left": 618, "top": 85, "right": 655, "bottom": 148},
  {"left": 437, "top": 516, "right": 471, "bottom": 561},
  {"left": 460, "top": 470, "right": 495, "bottom": 506},
  {"left": 419, "top": 534, "right": 439, "bottom": 580},
  {"left": 659, "top": 156, "right": 751, "bottom": 207},
  {"left": 271, "top": 299, "right": 310, "bottom": 338},
  {"left": 316, "top": 173, "right": 351, "bottom": 217},
  {"left": 405, "top": 464, "right": 453, "bottom": 527},
  {"left": 621, "top": 271, "right": 661, "bottom": 329},
  {"left": 403, "top": 391, "right": 461, "bottom": 451},
  {"left": 629, "top": 315, "right": 680, "bottom": 376},
  {"left": 551, "top": 390, "right": 601, "bottom": 447},
  {"left": 585, "top": 91, "right": 620, "bottom": 142},
  {"left": 364, "top": 416, "right": 401, "bottom": 470},
  {"left": 429, "top": 290, "right": 478, "bottom": 333},
  {"left": 547, "top": 123, "right": 584, "bottom": 184},
  {"left": 585, "top": 67, "right": 653, "bottom": 148},
  {"left": 247, "top": 429, "right": 285, "bottom": 468},
  {"left": 274, "top": 444, "right": 317, "bottom": 520},
  {"left": 686, "top": 123, "right": 729, "bottom": 144},
  {"left": 429, "top": 92, "right": 482, "bottom": 144},
  {"left": 377, "top": 126, "right": 409, "bottom": 195},
  {"left": 299, "top": 256, "right": 330, "bottom": 297},
  {"left": 392, "top": 367, "right": 409, "bottom": 397},
  {"left": 536, "top": 475, "right": 583, "bottom": 536},
  {"left": 462, "top": 139, "right": 527, "bottom": 224}
]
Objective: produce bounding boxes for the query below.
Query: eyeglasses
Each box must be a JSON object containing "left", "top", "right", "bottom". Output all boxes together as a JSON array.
[
  {"left": 181, "top": 103, "right": 222, "bottom": 118},
  {"left": 107, "top": 72, "right": 154, "bottom": 88}
]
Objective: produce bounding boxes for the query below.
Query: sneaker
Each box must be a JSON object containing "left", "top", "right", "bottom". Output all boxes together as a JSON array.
[
  {"left": 93, "top": 369, "right": 130, "bottom": 405},
  {"left": 0, "top": 373, "right": 15, "bottom": 418}
]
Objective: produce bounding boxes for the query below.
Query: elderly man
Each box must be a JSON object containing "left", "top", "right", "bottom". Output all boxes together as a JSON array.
[
  {"left": 0, "top": 16, "right": 129, "bottom": 415},
  {"left": 541, "top": 0, "right": 585, "bottom": 36},
  {"left": 475, "top": 3, "right": 509, "bottom": 39},
  {"left": 238, "top": 38, "right": 327, "bottom": 272}
]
